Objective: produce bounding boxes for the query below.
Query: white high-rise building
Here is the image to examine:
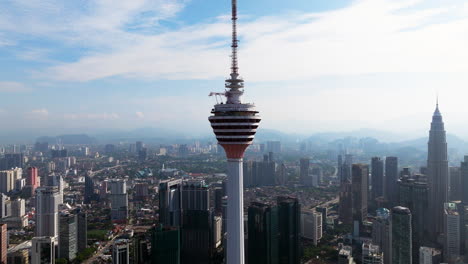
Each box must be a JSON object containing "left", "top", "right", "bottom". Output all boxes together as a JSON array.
[
  {"left": 207, "top": 1, "right": 261, "bottom": 263},
  {"left": 444, "top": 202, "right": 460, "bottom": 263},
  {"left": 0, "top": 170, "right": 15, "bottom": 194},
  {"left": 35, "top": 187, "right": 60, "bottom": 239},
  {"left": 112, "top": 239, "right": 129, "bottom": 264},
  {"left": 31, "top": 236, "right": 56, "bottom": 264},
  {"left": 362, "top": 243, "right": 383, "bottom": 264},
  {"left": 301, "top": 210, "right": 322, "bottom": 246},
  {"left": 109, "top": 179, "right": 128, "bottom": 221},
  {"left": 419, "top": 247, "right": 442, "bottom": 264},
  {"left": 11, "top": 198, "right": 25, "bottom": 217}
]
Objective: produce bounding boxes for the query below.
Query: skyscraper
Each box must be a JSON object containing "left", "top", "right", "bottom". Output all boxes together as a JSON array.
[
  {"left": 31, "top": 236, "right": 56, "bottom": 264},
  {"left": 248, "top": 202, "right": 279, "bottom": 264},
  {"left": 427, "top": 103, "right": 449, "bottom": 239},
  {"left": 372, "top": 208, "right": 391, "bottom": 264},
  {"left": 461, "top": 156, "right": 468, "bottom": 205},
  {"left": 398, "top": 175, "right": 429, "bottom": 262},
  {"left": 419, "top": 247, "right": 442, "bottom": 264},
  {"left": 26, "top": 166, "right": 39, "bottom": 196},
  {"left": 151, "top": 225, "right": 180, "bottom": 264},
  {"left": 207, "top": 1, "right": 261, "bottom": 263},
  {"left": 444, "top": 202, "right": 460, "bottom": 263},
  {"left": 277, "top": 196, "right": 300, "bottom": 264},
  {"left": 109, "top": 179, "right": 128, "bottom": 222},
  {"left": 76, "top": 209, "right": 88, "bottom": 252},
  {"left": 35, "top": 187, "right": 59, "bottom": 239},
  {"left": 352, "top": 164, "right": 368, "bottom": 235},
  {"left": 301, "top": 210, "right": 322, "bottom": 246},
  {"left": 159, "top": 179, "right": 183, "bottom": 227},
  {"left": 339, "top": 181, "right": 353, "bottom": 225},
  {"left": 300, "top": 158, "right": 310, "bottom": 185},
  {"left": 391, "top": 206, "right": 412, "bottom": 264},
  {"left": 84, "top": 175, "right": 95, "bottom": 204},
  {"left": 362, "top": 243, "right": 383, "bottom": 264},
  {"left": 449, "top": 167, "right": 461, "bottom": 201},
  {"left": 0, "top": 224, "right": 6, "bottom": 264},
  {"left": 59, "top": 212, "right": 78, "bottom": 261},
  {"left": 385, "top": 156, "right": 398, "bottom": 206},
  {"left": 371, "top": 157, "right": 384, "bottom": 200},
  {"left": 112, "top": 239, "right": 130, "bottom": 264}
]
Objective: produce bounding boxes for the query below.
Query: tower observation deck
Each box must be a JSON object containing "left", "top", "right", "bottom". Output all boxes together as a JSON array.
[{"left": 208, "top": 1, "right": 260, "bottom": 263}]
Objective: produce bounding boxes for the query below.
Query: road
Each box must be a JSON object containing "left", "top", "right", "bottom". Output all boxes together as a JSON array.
[{"left": 83, "top": 234, "right": 118, "bottom": 264}]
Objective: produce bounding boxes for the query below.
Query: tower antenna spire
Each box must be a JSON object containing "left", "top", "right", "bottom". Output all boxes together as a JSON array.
[{"left": 231, "top": 0, "right": 239, "bottom": 76}]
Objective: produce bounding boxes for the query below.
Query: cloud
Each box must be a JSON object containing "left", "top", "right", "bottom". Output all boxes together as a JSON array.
[
  {"left": 135, "top": 112, "right": 145, "bottom": 119},
  {"left": 63, "top": 113, "right": 120, "bottom": 120},
  {"left": 31, "top": 0, "right": 468, "bottom": 83},
  {"left": 0, "top": 82, "right": 31, "bottom": 92},
  {"left": 27, "top": 108, "right": 49, "bottom": 120}
]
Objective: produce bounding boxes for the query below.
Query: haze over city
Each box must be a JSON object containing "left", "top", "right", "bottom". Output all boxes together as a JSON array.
[{"left": 1, "top": 0, "right": 468, "bottom": 140}]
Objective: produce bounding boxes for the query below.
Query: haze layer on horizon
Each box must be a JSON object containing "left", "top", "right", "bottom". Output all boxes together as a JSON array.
[{"left": 1, "top": 0, "right": 468, "bottom": 139}]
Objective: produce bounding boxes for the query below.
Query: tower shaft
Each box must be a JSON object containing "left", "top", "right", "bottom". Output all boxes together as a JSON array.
[{"left": 226, "top": 159, "right": 244, "bottom": 264}]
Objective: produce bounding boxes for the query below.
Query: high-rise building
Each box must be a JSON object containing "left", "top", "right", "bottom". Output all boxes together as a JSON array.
[
  {"left": 35, "top": 187, "right": 59, "bottom": 239},
  {"left": 0, "top": 224, "right": 6, "bottom": 264},
  {"left": 151, "top": 225, "right": 180, "bottom": 264},
  {"left": 444, "top": 202, "right": 460, "bottom": 263},
  {"left": 372, "top": 208, "right": 391, "bottom": 264},
  {"left": 11, "top": 198, "right": 25, "bottom": 217},
  {"left": 339, "top": 181, "right": 353, "bottom": 225},
  {"left": 427, "top": 103, "right": 449, "bottom": 239},
  {"left": 112, "top": 239, "right": 130, "bottom": 264},
  {"left": 0, "top": 194, "right": 7, "bottom": 219},
  {"left": 301, "top": 210, "right": 322, "bottom": 246},
  {"left": 207, "top": 0, "right": 261, "bottom": 263},
  {"left": 134, "top": 183, "right": 149, "bottom": 201},
  {"left": 338, "top": 245, "right": 355, "bottom": 264},
  {"left": 59, "top": 212, "right": 77, "bottom": 261},
  {"left": 109, "top": 179, "right": 128, "bottom": 222},
  {"left": 449, "top": 167, "right": 462, "bottom": 201},
  {"left": 248, "top": 202, "right": 279, "bottom": 264},
  {"left": 391, "top": 206, "right": 412, "bottom": 264},
  {"left": 277, "top": 196, "right": 300, "bottom": 264},
  {"left": 0, "top": 170, "right": 15, "bottom": 194},
  {"left": 362, "top": 243, "right": 383, "bottom": 264},
  {"left": 159, "top": 179, "right": 183, "bottom": 227},
  {"left": 84, "top": 175, "right": 96, "bottom": 204},
  {"left": 385, "top": 157, "right": 398, "bottom": 206},
  {"left": 300, "top": 158, "right": 309, "bottom": 185},
  {"left": 0, "top": 153, "right": 23, "bottom": 170},
  {"left": 461, "top": 156, "right": 468, "bottom": 205},
  {"left": 419, "top": 247, "right": 442, "bottom": 264},
  {"left": 180, "top": 209, "right": 215, "bottom": 263},
  {"left": 31, "top": 236, "right": 56, "bottom": 264},
  {"left": 76, "top": 209, "right": 87, "bottom": 252},
  {"left": 181, "top": 180, "right": 209, "bottom": 211},
  {"left": 136, "top": 141, "right": 144, "bottom": 153},
  {"left": 266, "top": 141, "right": 281, "bottom": 153},
  {"left": 352, "top": 164, "right": 368, "bottom": 235},
  {"left": 341, "top": 155, "right": 353, "bottom": 183},
  {"left": 398, "top": 175, "right": 429, "bottom": 262},
  {"left": 371, "top": 157, "right": 384, "bottom": 200},
  {"left": 26, "top": 166, "right": 39, "bottom": 196}
]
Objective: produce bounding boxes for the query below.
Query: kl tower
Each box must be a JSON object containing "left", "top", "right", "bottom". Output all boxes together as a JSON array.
[{"left": 208, "top": 0, "right": 261, "bottom": 263}]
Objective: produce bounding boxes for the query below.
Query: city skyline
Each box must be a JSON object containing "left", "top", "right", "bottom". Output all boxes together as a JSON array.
[{"left": 1, "top": 0, "right": 468, "bottom": 137}]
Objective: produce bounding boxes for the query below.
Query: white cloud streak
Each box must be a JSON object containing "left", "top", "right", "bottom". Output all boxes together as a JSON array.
[
  {"left": 26, "top": 0, "right": 467, "bottom": 82},
  {"left": 0, "top": 82, "right": 31, "bottom": 92}
]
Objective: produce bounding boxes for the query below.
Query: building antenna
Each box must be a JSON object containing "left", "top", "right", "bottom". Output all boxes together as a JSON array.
[{"left": 231, "top": 0, "right": 239, "bottom": 76}]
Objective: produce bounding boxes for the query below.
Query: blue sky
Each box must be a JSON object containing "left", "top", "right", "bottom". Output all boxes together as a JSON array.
[{"left": 1, "top": 0, "right": 468, "bottom": 140}]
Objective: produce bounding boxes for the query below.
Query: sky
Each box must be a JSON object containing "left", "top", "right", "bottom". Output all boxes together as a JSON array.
[{"left": 1, "top": 0, "right": 468, "bottom": 140}]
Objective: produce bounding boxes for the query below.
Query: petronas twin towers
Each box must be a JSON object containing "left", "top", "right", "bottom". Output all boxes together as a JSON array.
[{"left": 427, "top": 103, "right": 449, "bottom": 239}]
